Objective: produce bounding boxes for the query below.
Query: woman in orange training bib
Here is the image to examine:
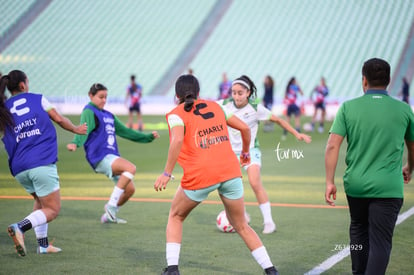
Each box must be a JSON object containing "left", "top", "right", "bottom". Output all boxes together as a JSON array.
[{"left": 154, "top": 74, "right": 279, "bottom": 275}]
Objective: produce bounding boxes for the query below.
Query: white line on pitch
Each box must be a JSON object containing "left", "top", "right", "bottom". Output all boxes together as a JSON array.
[{"left": 304, "top": 206, "right": 414, "bottom": 275}]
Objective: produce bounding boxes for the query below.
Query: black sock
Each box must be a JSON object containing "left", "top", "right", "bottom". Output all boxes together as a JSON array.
[
  {"left": 167, "top": 265, "right": 179, "bottom": 272},
  {"left": 37, "top": 237, "right": 49, "bottom": 248},
  {"left": 17, "top": 219, "right": 32, "bottom": 233},
  {"left": 264, "top": 266, "right": 278, "bottom": 273}
]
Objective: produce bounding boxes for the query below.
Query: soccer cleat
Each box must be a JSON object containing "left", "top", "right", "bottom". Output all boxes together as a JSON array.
[
  {"left": 318, "top": 126, "right": 324, "bottom": 133},
  {"left": 7, "top": 223, "right": 26, "bottom": 257},
  {"left": 104, "top": 203, "right": 118, "bottom": 222},
  {"left": 264, "top": 266, "right": 279, "bottom": 275},
  {"left": 100, "top": 213, "right": 127, "bottom": 224},
  {"left": 37, "top": 244, "right": 62, "bottom": 254},
  {"left": 116, "top": 217, "right": 127, "bottom": 224},
  {"left": 263, "top": 222, "right": 276, "bottom": 234},
  {"left": 161, "top": 267, "right": 180, "bottom": 275}
]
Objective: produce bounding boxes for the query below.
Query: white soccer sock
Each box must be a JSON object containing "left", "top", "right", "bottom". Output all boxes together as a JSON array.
[
  {"left": 108, "top": 186, "right": 124, "bottom": 207},
  {"left": 26, "top": 210, "right": 47, "bottom": 228},
  {"left": 251, "top": 246, "right": 273, "bottom": 269},
  {"left": 166, "top": 242, "right": 181, "bottom": 266},
  {"left": 259, "top": 202, "right": 274, "bottom": 224},
  {"left": 34, "top": 223, "right": 48, "bottom": 239}
]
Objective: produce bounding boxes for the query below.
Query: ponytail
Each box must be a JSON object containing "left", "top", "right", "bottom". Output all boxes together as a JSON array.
[
  {"left": 0, "top": 75, "right": 14, "bottom": 132},
  {"left": 175, "top": 74, "right": 199, "bottom": 112},
  {"left": 286, "top": 77, "right": 295, "bottom": 96},
  {"left": 183, "top": 92, "right": 196, "bottom": 112}
]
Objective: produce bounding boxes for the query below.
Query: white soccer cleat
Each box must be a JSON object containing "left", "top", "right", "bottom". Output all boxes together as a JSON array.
[
  {"left": 104, "top": 203, "right": 118, "bottom": 222},
  {"left": 263, "top": 222, "right": 277, "bottom": 234},
  {"left": 37, "top": 244, "right": 62, "bottom": 254},
  {"left": 101, "top": 213, "right": 127, "bottom": 224},
  {"left": 318, "top": 126, "right": 324, "bottom": 133}
]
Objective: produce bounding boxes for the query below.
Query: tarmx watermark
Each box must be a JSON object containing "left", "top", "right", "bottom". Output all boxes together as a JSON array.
[{"left": 274, "top": 142, "right": 304, "bottom": 162}]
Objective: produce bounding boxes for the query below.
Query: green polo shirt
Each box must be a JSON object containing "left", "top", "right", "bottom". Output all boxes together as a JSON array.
[{"left": 330, "top": 90, "right": 414, "bottom": 198}]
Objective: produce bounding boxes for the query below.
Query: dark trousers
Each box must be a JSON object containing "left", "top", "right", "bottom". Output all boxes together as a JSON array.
[{"left": 346, "top": 196, "right": 403, "bottom": 275}]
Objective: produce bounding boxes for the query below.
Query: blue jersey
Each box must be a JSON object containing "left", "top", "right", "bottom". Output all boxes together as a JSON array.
[
  {"left": 2, "top": 93, "right": 57, "bottom": 176},
  {"left": 285, "top": 84, "right": 300, "bottom": 105},
  {"left": 83, "top": 104, "right": 120, "bottom": 168}
]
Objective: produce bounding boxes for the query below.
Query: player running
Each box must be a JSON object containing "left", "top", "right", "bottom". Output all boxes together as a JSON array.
[
  {"left": 220, "top": 75, "right": 311, "bottom": 234},
  {"left": 154, "top": 74, "right": 279, "bottom": 275},
  {"left": 0, "top": 70, "right": 87, "bottom": 256}
]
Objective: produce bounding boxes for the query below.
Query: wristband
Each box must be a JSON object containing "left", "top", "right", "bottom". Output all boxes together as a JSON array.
[
  {"left": 163, "top": 171, "right": 175, "bottom": 180},
  {"left": 241, "top": 152, "right": 250, "bottom": 160}
]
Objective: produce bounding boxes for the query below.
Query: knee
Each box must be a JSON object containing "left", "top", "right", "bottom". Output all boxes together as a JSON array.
[
  {"left": 169, "top": 210, "right": 187, "bottom": 223},
  {"left": 122, "top": 165, "right": 136, "bottom": 180},
  {"left": 128, "top": 164, "right": 136, "bottom": 175}
]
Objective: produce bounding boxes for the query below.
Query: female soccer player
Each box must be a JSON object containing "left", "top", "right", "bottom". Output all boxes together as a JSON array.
[
  {"left": 283, "top": 77, "right": 304, "bottom": 139},
  {"left": 0, "top": 70, "right": 87, "bottom": 256},
  {"left": 67, "top": 83, "right": 159, "bottom": 223},
  {"left": 154, "top": 74, "right": 279, "bottom": 275},
  {"left": 220, "top": 75, "right": 311, "bottom": 234},
  {"left": 310, "top": 77, "right": 329, "bottom": 133}
]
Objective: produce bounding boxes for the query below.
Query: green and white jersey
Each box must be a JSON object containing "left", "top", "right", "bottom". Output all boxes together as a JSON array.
[
  {"left": 219, "top": 99, "right": 272, "bottom": 154},
  {"left": 330, "top": 90, "right": 414, "bottom": 198}
]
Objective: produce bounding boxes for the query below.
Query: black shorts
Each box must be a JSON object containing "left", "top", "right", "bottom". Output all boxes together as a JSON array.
[
  {"left": 129, "top": 103, "right": 141, "bottom": 113},
  {"left": 314, "top": 102, "right": 325, "bottom": 110},
  {"left": 287, "top": 104, "right": 300, "bottom": 116}
]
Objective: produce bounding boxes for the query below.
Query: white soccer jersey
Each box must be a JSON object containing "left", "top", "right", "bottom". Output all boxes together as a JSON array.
[{"left": 220, "top": 99, "right": 271, "bottom": 154}]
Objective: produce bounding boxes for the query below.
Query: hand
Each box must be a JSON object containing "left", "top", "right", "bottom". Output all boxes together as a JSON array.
[
  {"left": 240, "top": 152, "right": 251, "bottom": 167},
  {"left": 152, "top": 131, "right": 160, "bottom": 139},
  {"left": 403, "top": 164, "right": 412, "bottom": 184},
  {"left": 297, "top": 133, "right": 312, "bottom": 143},
  {"left": 67, "top": 143, "right": 77, "bottom": 152},
  {"left": 325, "top": 182, "right": 337, "bottom": 206},
  {"left": 75, "top": 123, "right": 87, "bottom": 135},
  {"left": 154, "top": 173, "right": 170, "bottom": 191}
]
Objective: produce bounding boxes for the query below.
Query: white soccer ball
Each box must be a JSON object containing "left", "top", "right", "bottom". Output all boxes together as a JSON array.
[
  {"left": 216, "top": 210, "right": 251, "bottom": 233},
  {"left": 216, "top": 210, "right": 236, "bottom": 233}
]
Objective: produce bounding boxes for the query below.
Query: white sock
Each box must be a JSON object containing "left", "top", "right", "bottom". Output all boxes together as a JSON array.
[
  {"left": 251, "top": 246, "right": 273, "bottom": 269},
  {"left": 108, "top": 186, "right": 124, "bottom": 207},
  {"left": 166, "top": 242, "right": 181, "bottom": 266},
  {"left": 34, "top": 223, "right": 48, "bottom": 239},
  {"left": 259, "top": 202, "right": 273, "bottom": 224},
  {"left": 26, "top": 210, "right": 47, "bottom": 228}
]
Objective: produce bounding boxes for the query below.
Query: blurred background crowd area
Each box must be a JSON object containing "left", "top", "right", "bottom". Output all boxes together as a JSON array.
[{"left": 1, "top": 0, "right": 413, "bottom": 116}]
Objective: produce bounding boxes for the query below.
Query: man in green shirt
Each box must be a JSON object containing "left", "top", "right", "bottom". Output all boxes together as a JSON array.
[{"left": 325, "top": 58, "right": 414, "bottom": 275}]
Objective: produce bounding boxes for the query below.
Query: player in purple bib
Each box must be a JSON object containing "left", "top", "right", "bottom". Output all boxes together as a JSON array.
[
  {"left": 68, "top": 83, "right": 159, "bottom": 224},
  {"left": 0, "top": 70, "right": 87, "bottom": 256}
]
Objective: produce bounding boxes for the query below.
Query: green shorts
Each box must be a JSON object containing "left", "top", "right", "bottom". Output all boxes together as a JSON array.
[
  {"left": 183, "top": 177, "right": 244, "bottom": 202},
  {"left": 237, "top": 147, "right": 261, "bottom": 170},
  {"left": 95, "top": 154, "right": 120, "bottom": 184},
  {"left": 14, "top": 164, "right": 60, "bottom": 197}
]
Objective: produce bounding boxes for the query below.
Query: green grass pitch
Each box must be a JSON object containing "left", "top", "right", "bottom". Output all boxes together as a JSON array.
[{"left": 1, "top": 115, "right": 413, "bottom": 274}]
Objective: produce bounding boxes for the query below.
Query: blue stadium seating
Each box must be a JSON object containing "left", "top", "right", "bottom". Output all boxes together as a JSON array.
[{"left": 1, "top": 0, "right": 413, "bottom": 105}]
